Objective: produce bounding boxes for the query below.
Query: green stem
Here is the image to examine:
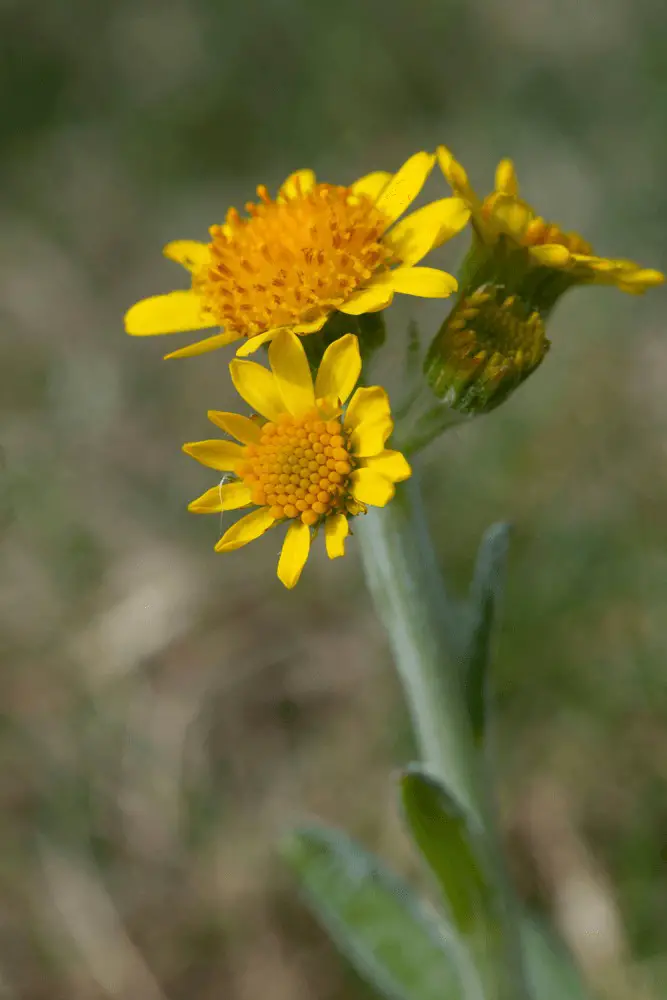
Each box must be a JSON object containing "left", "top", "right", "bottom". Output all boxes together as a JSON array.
[
  {"left": 357, "top": 476, "right": 530, "bottom": 1000},
  {"left": 358, "top": 478, "right": 478, "bottom": 812},
  {"left": 392, "top": 378, "right": 472, "bottom": 456}
]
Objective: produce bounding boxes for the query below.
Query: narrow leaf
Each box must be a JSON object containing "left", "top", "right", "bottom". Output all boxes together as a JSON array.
[
  {"left": 282, "top": 824, "right": 480, "bottom": 1000},
  {"left": 394, "top": 322, "right": 424, "bottom": 422},
  {"left": 406, "top": 319, "right": 422, "bottom": 377},
  {"left": 463, "top": 522, "right": 511, "bottom": 741},
  {"left": 521, "top": 917, "right": 592, "bottom": 1000},
  {"left": 400, "top": 767, "right": 490, "bottom": 936}
]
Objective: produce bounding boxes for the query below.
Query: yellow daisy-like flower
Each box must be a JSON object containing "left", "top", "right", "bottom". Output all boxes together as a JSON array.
[
  {"left": 183, "top": 330, "right": 411, "bottom": 588},
  {"left": 437, "top": 146, "right": 664, "bottom": 294},
  {"left": 125, "top": 153, "right": 470, "bottom": 359}
]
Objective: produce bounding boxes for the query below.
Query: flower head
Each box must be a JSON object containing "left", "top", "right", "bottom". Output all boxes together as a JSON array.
[
  {"left": 183, "top": 331, "right": 411, "bottom": 588},
  {"left": 125, "top": 154, "right": 470, "bottom": 360},
  {"left": 437, "top": 146, "right": 664, "bottom": 295}
]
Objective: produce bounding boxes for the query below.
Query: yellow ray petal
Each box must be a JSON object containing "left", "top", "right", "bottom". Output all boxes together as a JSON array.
[
  {"left": 314, "top": 334, "right": 361, "bottom": 405},
  {"left": 235, "top": 317, "right": 327, "bottom": 357},
  {"left": 163, "top": 240, "right": 210, "bottom": 273},
  {"left": 350, "top": 171, "right": 393, "bottom": 202},
  {"left": 338, "top": 274, "right": 394, "bottom": 315},
  {"left": 293, "top": 315, "right": 329, "bottom": 335},
  {"left": 277, "top": 520, "right": 311, "bottom": 588},
  {"left": 268, "top": 330, "right": 315, "bottom": 415},
  {"left": 278, "top": 169, "right": 317, "bottom": 201},
  {"left": 573, "top": 254, "right": 622, "bottom": 273},
  {"left": 207, "top": 411, "right": 262, "bottom": 444},
  {"left": 350, "top": 419, "right": 393, "bottom": 457},
  {"left": 350, "top": 468, "right": 396, "bottom": 507},
  {"left": 325, "top": 514, "right": 349, "bottom": 559},
  {"left": 344, "top": 385, "right": 390, "bottom": 431},
  {"left": 384, "top": 198, "right": 470, "bottom": 266},
  {"left": 375, "top": 151, "right": 436, "bottom": 226},
  {"left": 188, "top": 481, "right": 253, "bottom": 513},
  {"left": 125, "top": 291, "right": 214, "bottom": 336},
  {"left": 491, "top": 195, "right": 533, "bottom": 239},
  {"left": 344, "top": 386, "right": 393, "bottom": 457},
  {"left": 235, "top": 329, "right": 278, "bottom": 357},
  {"left": 494, "top": 159, "right": 519, "bottom": 197},
  {"left": 215, "top": 507, "right": 276, "bottom": 553},
  {"left": 229, "top": 359, "right": 285, "bottom": 422},
  {"left": 182, "top": 439, "right": 246, "bottom": 471},
  {"left": 436, "top": 146, "right": 478, "bottom": 204},
  {"left": 360, "top": 449, "right": 412, "bottom": 484},
  {"left": 390, "top": 266, "right": 458, "bottom": 298},
  {"left": 610, "top": 267, "right": 664, "bottom": 289},
  {"left": 527, "top": 244, "right": 571, "bottom": 267},
  {"left": 164, "top": 331, "right": 240, "bottom": 359}
]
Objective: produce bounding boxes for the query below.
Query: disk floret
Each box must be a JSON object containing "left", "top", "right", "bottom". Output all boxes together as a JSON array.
[{"left": 237, "top": 410, "right": 354, "bottom": 526}]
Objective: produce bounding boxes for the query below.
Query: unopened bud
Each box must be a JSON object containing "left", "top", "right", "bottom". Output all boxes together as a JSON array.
[{"left": 424, "top": 287, "right": 549, "bottom": 414}]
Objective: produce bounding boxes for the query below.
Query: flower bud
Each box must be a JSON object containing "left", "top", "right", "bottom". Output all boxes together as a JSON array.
[{"left": 424, "top": 286, "right": 549, "bottom": 414}]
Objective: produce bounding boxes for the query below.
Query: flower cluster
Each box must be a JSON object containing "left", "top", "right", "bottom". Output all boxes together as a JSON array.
[{"left": 125, "top": 146, "right": 663, "bottom": 585}]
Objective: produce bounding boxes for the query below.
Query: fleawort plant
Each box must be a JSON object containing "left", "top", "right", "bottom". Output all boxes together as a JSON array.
[{"left": 125, "top": 148, "right": 663, "bottom": 999}]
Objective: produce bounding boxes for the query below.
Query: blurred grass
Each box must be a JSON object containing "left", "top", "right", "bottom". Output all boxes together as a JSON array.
[{"left": 1, "top": 1, "right": 667, "bottom": 997}]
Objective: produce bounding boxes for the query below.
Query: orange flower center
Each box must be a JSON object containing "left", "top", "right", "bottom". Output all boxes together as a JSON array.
[
  {"left": 194, "top": 182, "right": 393, "bottom": 338},
  {"left": 236, "top": 411, "right": 353, "bottom": 526}
]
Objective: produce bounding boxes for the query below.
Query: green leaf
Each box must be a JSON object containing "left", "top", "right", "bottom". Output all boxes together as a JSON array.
[
  {"left": 399, "top": 767, "right": 490, "bottom": 936},
  {"left": 394, "top": 321, "right": 424, "bottom": 421},
  {"left": 463, "top": 523, "right": 511, "bottom": 742},
  {"left": 282, "top": 824, "right": 480, "bottom": 1000},
  {"left": 406, "top": 318, "right": 421, "bottom": 371},
  {"left": 521, "top": 917, "right": 593, "bottom": 1000}
]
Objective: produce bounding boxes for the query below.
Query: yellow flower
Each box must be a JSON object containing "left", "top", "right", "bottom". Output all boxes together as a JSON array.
[
  {"left": 183, "top": 330, "right": 411, "bottom": 588},
  {"left": 125, "top": 153, "right": 469, "bottom": 359},
  {"left": 437, "top": 146, "right": 664, "bottom": 294}
]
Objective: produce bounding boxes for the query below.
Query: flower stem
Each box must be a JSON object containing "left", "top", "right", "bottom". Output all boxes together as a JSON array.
[
  {"left": 392, "top": 381, "right": 471, "bottom": 456},
  {"left": 358, "top": 477, "right": 477, "bottom": 810},
  {"left": 357, "top": 475, "right": 530, "bottom": 1000}
]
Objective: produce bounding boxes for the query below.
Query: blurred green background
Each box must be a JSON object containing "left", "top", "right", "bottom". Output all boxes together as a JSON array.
[{"left": 1, "top": 1, "right": 666, "bottom": 998}]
